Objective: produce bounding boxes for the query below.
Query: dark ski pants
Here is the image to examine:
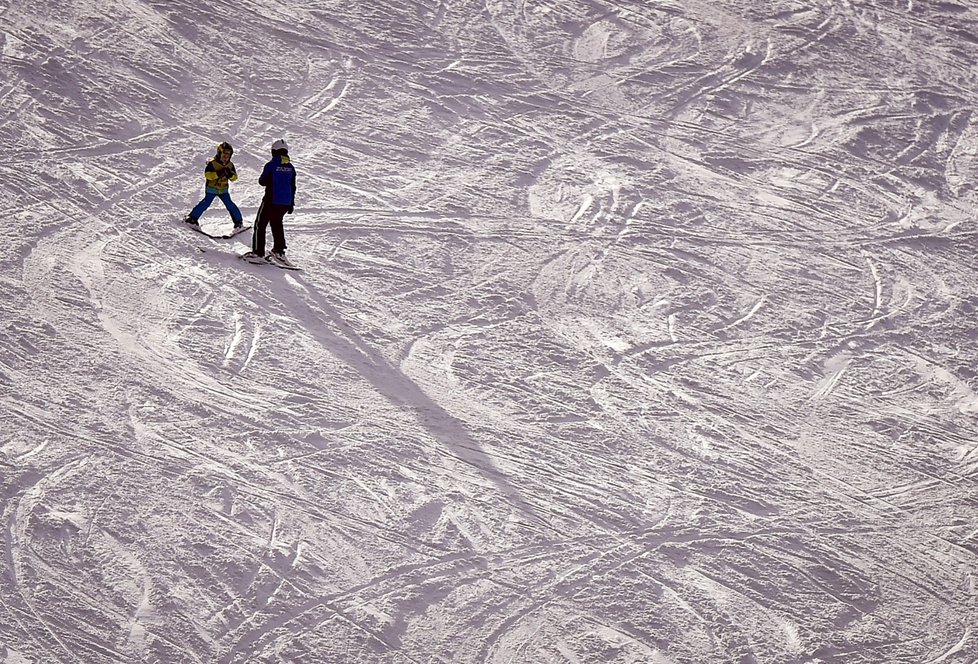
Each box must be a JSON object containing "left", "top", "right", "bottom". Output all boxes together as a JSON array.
[{"left": 253, "top": 202, "right": 288, "bottom": 256}]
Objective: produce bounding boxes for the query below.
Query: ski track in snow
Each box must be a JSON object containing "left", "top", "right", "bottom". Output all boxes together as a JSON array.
[{"left": 3, "top": 0, "right": 978, "bottom": 662}]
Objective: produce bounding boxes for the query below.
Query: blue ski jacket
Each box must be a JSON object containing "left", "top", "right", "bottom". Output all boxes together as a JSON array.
[{"left": 259, "top": 154, "right": 296, "bottom": 207}]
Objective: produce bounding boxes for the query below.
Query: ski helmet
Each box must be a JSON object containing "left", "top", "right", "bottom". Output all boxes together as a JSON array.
[
  {"left": 271, "top": 138, "right": 288, "bottom": 152},
  {"left": 216, "top": 141, "right": 233, "bottom": 157}
]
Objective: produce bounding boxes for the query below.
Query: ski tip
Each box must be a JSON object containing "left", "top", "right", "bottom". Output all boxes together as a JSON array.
[
  {"left": 238, "top": 253, "right": 302, "bottom": 270},
  {"left": 239, "top": 253, "right": 267, "bottom": 264},
  {"left": 222, "top": 226, "right": 252, "bottom": 238}
]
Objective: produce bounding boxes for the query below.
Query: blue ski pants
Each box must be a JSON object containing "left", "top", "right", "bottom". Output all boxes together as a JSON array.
[{"left": 190, "top": 190, "right": 242, "bottom": 224}]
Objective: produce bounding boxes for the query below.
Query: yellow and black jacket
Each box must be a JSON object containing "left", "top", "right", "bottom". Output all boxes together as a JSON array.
[{"left": 204, "top": 158, "right": 238, "bottom": 194}]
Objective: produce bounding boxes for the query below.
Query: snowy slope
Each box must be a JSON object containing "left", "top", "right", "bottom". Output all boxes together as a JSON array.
[{"left": 4, "top": 0, "right": 978, "bottom": 662}]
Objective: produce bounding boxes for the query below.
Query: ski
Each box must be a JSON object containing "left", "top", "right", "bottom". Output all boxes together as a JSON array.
[
  {"left": 180, "top": 218, "right": 251, "bottom": 239},
  {"left": 239, "top": 253, "right": 302, "bottom": 271},
  {"left": 266, "top": 254, "right": 301, "bottom": 271},
  {"left": 220, "top": 225, "right": 252, "bottom": 239}
]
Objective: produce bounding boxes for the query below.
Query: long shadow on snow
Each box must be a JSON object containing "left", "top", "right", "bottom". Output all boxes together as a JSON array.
[{"left": 257, "top": 270, "right": 552, "bottom": 532}]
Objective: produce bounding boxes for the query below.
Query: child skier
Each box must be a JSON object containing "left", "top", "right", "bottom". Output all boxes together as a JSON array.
[{"left": 184, "top": 142, "right": 244, "bottom": 229}]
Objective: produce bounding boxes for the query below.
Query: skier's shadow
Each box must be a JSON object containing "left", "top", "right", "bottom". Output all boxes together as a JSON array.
[{"left": 267, "top": 274, "right": 548, "bottom": 530}]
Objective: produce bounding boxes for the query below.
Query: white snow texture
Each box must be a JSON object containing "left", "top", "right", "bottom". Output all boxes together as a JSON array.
[{"left": 2, "top": 1, "right": 978, "bottom": 663}]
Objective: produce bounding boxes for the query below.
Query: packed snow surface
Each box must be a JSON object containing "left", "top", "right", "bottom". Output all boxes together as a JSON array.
[{"left": 3, "top": 1, "right": 978, "bottom": 662}]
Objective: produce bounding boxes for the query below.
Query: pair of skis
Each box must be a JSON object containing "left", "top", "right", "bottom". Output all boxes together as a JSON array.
[
  {"left": 240, "top": 252, "right": 301, "bottom": 271},
  {"left": 182, "top": 220, "right": 301, "bottom": 271},
  {"left": 187, "top": 222, "right": 252, "bottom": 240}
]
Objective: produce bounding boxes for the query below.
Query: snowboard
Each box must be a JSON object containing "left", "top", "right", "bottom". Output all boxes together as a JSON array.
[{"left": 239, "top": 253, "right": 302, "bottom": 271}]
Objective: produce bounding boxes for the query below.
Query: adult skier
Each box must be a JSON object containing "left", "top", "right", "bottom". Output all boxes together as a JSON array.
[
  {"left": 243, "top": 138, "right": 296, "bottom": 266},
  {"left": 184, "top": 142, "right": 244, "bottom": 228}
]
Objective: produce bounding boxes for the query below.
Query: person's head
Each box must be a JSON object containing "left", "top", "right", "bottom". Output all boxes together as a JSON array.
[
  {"left": 271, "top": 138, "right": 289, "bottom": 157},
  {"left": 216, "top": 141, "right": 233, "bottom": 162}
]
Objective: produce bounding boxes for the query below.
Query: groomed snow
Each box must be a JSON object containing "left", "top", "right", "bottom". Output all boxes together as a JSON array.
[{"left": 3, "top": 1, "right": 978, "bottom": 662}]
